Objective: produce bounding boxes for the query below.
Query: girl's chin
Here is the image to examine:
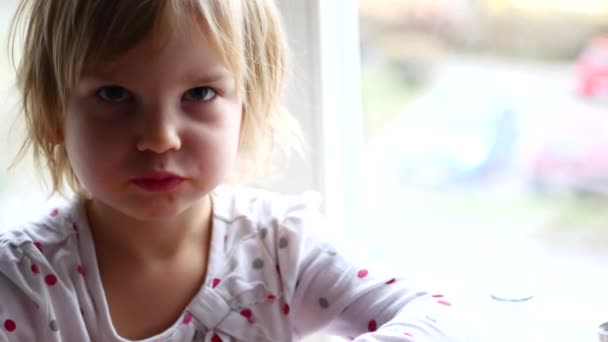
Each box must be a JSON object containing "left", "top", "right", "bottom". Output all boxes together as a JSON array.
[
  {"left": 87, "top": 190, "right": 211, "bottom": 222},
  {"left": 121, "top": 196, "right": 210, "bottom": 221}
]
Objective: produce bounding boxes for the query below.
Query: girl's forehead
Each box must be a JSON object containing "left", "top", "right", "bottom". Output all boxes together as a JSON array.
[
  {"left": 80, "top": 33, "right": 235, "bottom": 90},
  {"left": 85, "top": 20, "right": 219, "bottom": 76}
]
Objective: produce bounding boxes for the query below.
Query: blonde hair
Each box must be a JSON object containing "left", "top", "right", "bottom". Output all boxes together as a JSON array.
[{"left": 9, "top": 0, "right": 302, "bottom": 195}]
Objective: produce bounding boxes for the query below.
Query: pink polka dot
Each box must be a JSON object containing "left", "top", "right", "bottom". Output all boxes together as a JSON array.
[
  {"left": 50, "top": 209, "right": 58, "bottom": 217},
  {"left": 357, "top": 269, "right": 369, "bottom": 279},
  {"left": 438, "top": 300, "right": 451, "bottom": 306},
  {"left": 211, "top": 334, "right": 222, "bottom": 342},
  {"left": 267, "top": 294, "right": 276, "bottom": 302},
  {"left": 4, "top": 319, "right": 16, "bottom": 332},
  {"left": 34, "top": 242, "right": 42, "bottom": 252},
  {"left": 211, "top": 278, "right": 221, "bottom": 288},
  {"left": 385, "top": 278, "right": 396, "bottom": 285},
  {"left": 31, "top": 264, "right": 39, "bottom": 274},
  {"left": 404, "top": 332, "right": 414, "bottom": 337},
  {"left": 45, "top": 274, "right": 57, "bottom": 286},
  {"left": 182, "top": 312, "right": 192, "bottom": 324},
  {"left": 283, "top": 303, "right": 290, "bottom": 315},
  {"left": 77, "top": 265, "right": 86, "bottom": 276},
  {"left": 432, "top": 294, "right": 444, "bottom": 298},
  {"left": 368, "top": 319, "right": 377, "bottom": 332}
]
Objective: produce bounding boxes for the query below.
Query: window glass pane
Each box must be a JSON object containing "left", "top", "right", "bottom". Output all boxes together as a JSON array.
[{"left": 358, "top": 1, "right": 608, "bottom": 340}]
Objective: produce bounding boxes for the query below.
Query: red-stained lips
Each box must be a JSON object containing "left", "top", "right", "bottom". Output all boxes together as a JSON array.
[{"left": 130, "top": 172, "right": 185, "bottom": 192}]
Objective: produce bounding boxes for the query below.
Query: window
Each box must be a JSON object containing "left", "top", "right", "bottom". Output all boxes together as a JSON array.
[{"left": 355, "top": 0, "right": 608, "bottom": 341}]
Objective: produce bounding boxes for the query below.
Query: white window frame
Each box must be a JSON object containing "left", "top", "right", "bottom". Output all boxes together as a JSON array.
[{"left": 275, "top": 0, "right": 364, "bottom": 237}]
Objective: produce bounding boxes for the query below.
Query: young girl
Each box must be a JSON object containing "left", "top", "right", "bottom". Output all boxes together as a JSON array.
[{"left": 1, "top": 0, "right": 469, "bottom": 341}]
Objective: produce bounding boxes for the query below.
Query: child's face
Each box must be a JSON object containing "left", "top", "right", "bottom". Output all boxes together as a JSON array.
[{"left": 63, "top": 22, "right": 242, "bottom": 220}]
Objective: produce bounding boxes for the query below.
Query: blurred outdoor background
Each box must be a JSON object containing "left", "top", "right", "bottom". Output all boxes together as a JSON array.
[{"left": 355, "top": 0, "right": 608, "bottom": 340}]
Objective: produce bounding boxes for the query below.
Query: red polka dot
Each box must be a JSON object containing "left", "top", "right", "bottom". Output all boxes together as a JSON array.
[
  {"left": 45, "top": 274, "right": 58, "bottom": 286},
  {"left": 212, "top": 278, "right": 221, "bottom": 288},
  {"left": 211, "top": 334, "right": 222, "bottom": 342},
  {"left": 357, "top": 269, "right": 369, "bottom": 279},
  {"left": 31, "top": 264, "right": 39, "bottom": 274},
  {"left": 267, "top": 294, "right": 276, "bottom": 302},
  {"left": 283, "top": 303, "right": 290, "bottom": 315},
  {"left": 275, "top": 265, "right": 280, "bottom": 273},
  {"left": 50, "top": 209, "right": 59, "bottom": 217},
  {"left": 404, "top": 332, "right": 414, "bottom": 337},
  {"left": 438, "top": 300, "right": 451, "bottom": 306},
  {"left": 240, "top": 309, "right": 254, "bottom": 324},
  {"left": 385, "top": 278, "right": 396, "bottom": 285},
  {"left": 77, "top": 265, "right": 86, "bottom": 276},
  {"left": 368, "top": 319, "right": 377, "bottom": 332},
  {"left": 432, "top": 294, "right": 444, "bottom": 298},
  {"left": 4, "top": 319, "right": 16, "bottom": 332},
  {"left": 241, "top": 308, "right": 252, "bottom": 318},
  {"left": 34, "top": 242, "right": 42, "bottom": 252},
  {"left": 182, "top": 312, "right": 192, "bottom": 324}
]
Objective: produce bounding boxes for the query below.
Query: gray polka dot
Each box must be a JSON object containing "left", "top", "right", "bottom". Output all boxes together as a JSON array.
[
  {"left": 252, "top": 258, "right": 264, "bottom": 269},
  {"left": 327, "top": 250, "right": 337, "bottom": 256},
  {"left": 259, "top": 228, "right": 268, "bottom": 239},
  {"left": 279, "top": 237, "right": 288, "bottom": 249},
  {"left": 193, "top": 330, "right": 204, "bottom": 340},
  {"left": 426, "top": 314, "right": 438, "bottom": 323},
  {"left": 49, "top": 320, "right": 59, "bottom": 332},
  {"left": 318, "top": 297, "right": 330, "bottom": 309},
  {"left": 416, "top": 291, "right": 429, "bottom": 297}
]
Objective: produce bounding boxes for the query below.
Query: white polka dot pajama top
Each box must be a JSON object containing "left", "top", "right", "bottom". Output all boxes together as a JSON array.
[{"left": 0, "top": 186, "right": 469, "bottom": 341}]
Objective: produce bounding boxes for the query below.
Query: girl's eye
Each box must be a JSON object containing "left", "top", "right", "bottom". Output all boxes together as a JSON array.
[
  {"left": 96, "top": 86, "right": 132, "bottom": 103},
  {"left": 184, "top": 87, "right": 216, "bottom": 102}
]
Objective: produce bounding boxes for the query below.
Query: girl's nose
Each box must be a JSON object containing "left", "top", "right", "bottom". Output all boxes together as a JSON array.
[{"left": 135, "top": 109, "right": 182, "bottom": 154}]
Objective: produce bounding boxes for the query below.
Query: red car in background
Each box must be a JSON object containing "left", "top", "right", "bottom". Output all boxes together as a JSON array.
[
  {"left": 531, "top": 107, "right": 608, "bottom": 197},
  {"left": 576, "top": 36, "right": 608, "bottom": 98}
]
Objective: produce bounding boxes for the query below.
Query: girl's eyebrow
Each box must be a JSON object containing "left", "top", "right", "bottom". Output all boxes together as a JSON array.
[
  {"left": 185, "top": 68, "right": 234, "bottom": 85},
  {"left": 80, "top": 68, "right": 234, "bottom": 85},
  {"left": 79, "top": 70, "right": 122, "bottom": 83}
]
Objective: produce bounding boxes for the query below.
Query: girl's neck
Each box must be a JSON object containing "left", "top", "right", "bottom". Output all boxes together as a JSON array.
[{"left": 85, "top": 195, "right": 213, "bottom": 265}]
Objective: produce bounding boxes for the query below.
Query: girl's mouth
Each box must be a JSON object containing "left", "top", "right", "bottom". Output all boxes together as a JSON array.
[{"left": 130, "top": 172, "right": 185, "bottom": 193}]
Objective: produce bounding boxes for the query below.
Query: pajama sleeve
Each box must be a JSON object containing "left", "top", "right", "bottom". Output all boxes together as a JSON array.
[
  {"left": 0, "top": 271, "right": 40, "bottom": 341},
  {"left": 0, "top": 238, "right": 60, "bottom": 341},
  {"left": 0, "top": 229, "right": 93, "bottom": 342},
  {"left": 275, "top": 200, "right": 470, "bottom": 342}
]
